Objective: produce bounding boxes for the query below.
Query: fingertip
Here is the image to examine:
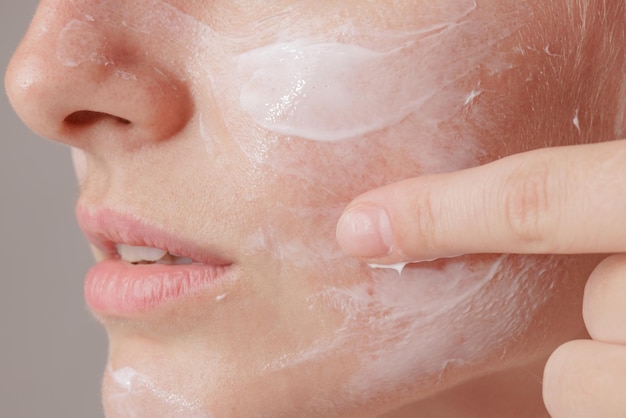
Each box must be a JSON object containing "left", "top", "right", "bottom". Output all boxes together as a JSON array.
[{"left": 336, "top": 204, "right": 394, "bottom": 259}]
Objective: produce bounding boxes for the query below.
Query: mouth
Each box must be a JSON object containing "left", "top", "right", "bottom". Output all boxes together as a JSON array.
[{"left": 77, "top": 206, "right": 237, "bottom": 318}]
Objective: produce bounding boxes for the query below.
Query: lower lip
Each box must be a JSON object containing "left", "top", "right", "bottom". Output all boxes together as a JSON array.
[{"left": 84, "top": 259, "right": 234, "bottom": 316}]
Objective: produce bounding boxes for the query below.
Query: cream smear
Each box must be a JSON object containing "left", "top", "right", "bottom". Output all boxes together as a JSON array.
[
  {"left": 57, "top": 19, "right": 137, "bottom": 80},
  {"left": 264, "top": 254, "right": 561, "bottom": 407},
  {"left": 105, "top": 365, "right": 211, "bottom": 418},
  {"left": 369, "top": 262, "right": 413, "bottom": 275},
  {"left": 238, "top": 1, "right": 530, "bottom": 142},
  {"left": 368, "top": 254, "right": 464, "bottom": 274},
  {"left": 56, "top": 20, "right": 107, "bottom": 67}
]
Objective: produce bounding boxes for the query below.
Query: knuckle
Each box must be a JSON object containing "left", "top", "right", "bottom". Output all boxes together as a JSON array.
[
  {"left": 502, "top": 161, "right": 553, "bottom": 247},
  {"left": 408, "top": 184, "right": 441, "bottom": 252}
]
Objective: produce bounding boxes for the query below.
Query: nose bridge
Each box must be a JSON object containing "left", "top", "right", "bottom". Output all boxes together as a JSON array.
[
  {"left": 5, "top": 0, "right": 193, "bottom": 151},
  {"left": 56, "top": 18, "right": 110, "bottom": 72}
]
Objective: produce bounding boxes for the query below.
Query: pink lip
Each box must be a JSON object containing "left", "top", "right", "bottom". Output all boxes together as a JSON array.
[{"left": 77, "top": 206, "right": 236, "bottom": 317}]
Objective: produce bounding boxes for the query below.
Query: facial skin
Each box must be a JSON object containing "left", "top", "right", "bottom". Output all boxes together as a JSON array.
[{"left": 6, "top": 0, "right": 626, "bottom": 417}]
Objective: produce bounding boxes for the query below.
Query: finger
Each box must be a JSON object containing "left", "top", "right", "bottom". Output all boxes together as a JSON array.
[
  {"left": 584, "top": 254, "right": 626, "bottom": 344},
  {"left": 543, "top": 340, "right": 626, "bottom": 418},
  {"left": 336, "top": 139, "right": 626, "bottom": 263}
]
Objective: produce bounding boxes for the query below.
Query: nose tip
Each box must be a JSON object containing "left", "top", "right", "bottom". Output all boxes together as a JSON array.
[{"left": 5, "top": 4, "right": 192, "bottom": 151}]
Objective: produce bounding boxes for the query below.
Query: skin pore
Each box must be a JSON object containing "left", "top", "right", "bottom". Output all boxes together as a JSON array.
[{"left": 5, "top": 0, "right": 625, "bottom": 417}]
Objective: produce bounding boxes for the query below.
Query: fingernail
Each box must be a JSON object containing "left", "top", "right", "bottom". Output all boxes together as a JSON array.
[{"left": 336, "top": 206, "right": 394, "bottom": 258}]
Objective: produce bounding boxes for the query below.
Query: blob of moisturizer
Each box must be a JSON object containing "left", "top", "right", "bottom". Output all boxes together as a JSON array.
[
  {"left": 239, "top": 40, "right": 427, "bottom": 142},
  {"left": 238, "top": 1, "right": 530, "bottom": 142}
]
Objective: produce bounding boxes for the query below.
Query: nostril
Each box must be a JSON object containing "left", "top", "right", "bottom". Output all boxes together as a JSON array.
[{"left": 64, "top": 110, "right": 131, "bottom": 127}]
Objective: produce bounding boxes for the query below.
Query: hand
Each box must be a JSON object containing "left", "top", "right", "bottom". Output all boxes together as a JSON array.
[{"left": 336, "top": 139, "right": 626, "bottom": 417}]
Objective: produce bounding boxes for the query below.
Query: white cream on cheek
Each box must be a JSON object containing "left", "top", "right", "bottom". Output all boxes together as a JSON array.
[
  {"left": 236, "top": 1, "right": 530, "bottom": 143},
  {"left": 227, "top": 0, "right": 531, "bottom": 202},
  {"left": 239, "top": 39, "right": 436, "bottom": 142},
  {"left": 264, "top": 255, "right": 561, "bottom": 404},
  {"left": 233, "top": 5, "right": 544, "bottom": 395}
]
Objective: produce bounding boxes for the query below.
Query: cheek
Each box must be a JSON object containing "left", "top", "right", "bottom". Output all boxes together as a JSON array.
[
  {"left": 202, "top": 3, "right": 545, "bottom": 216},
  {"left": 273, "top": 254, "right": 571, "bottom": 404},
  {"left": 231, "top": 0, "right": 532, "bottom": 155},
  {"left": 237, "top": 2, "right": 528, "bottom": 140},
  {"left": 204, "top": 118, "right": 484, "bottom": 280}
]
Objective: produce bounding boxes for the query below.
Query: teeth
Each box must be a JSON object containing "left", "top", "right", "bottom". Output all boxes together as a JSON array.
[
  {"left": 116, "top": 244, "right": 196, "bottom": 265},
  {"left": 116, "top": 244, "right": 167, "bottom": 264},
  {"left": 156, "top": 253, "right": 194, "bottom": 265}
]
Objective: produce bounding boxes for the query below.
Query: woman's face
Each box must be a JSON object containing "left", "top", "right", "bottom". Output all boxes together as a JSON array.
[{"left": 6, "top": 0, "right": 625, "bottom": 416}]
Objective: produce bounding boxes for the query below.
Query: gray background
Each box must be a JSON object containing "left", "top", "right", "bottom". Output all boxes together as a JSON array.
[{"left": 1, "top": 2, "right": 108, "bottom": 417}]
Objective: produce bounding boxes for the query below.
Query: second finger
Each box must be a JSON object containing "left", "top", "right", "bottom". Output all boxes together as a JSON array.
[
  {"left": 584, "top": 254, "right": 626, "bottom": 344},
  {"left": 544, "top": 340, "right": 626, "bottom": 418}
]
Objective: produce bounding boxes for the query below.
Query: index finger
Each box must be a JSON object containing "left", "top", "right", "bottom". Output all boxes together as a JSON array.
[{"left": 336, "top": 139, "right": 626, "bottom": 263}]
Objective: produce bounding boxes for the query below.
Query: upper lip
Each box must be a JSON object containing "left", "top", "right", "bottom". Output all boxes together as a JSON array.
[{"left": 76, "top": 205, "right": 233, "bottom": 266}]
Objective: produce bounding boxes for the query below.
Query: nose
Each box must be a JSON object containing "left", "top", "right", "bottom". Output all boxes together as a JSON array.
[{"left": 5, "top": 0, "right": 192, "bottom": 153}]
